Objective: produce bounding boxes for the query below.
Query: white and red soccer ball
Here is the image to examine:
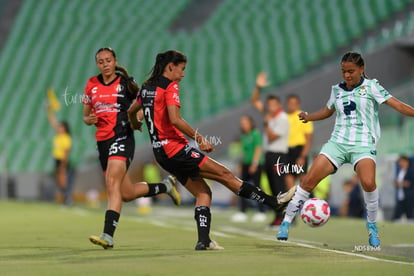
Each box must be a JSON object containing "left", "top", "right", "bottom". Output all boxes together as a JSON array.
[{"left": 300, "top": 198, "right": 331, "bottom": 227}]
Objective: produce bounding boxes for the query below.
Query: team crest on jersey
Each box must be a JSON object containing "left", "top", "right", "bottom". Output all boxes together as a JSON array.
[
  {"left": 358, "top": 86, "right": 367, "bottom": 96},
  {"left": 191, "top": 151, "right": 200, "bottom": 158},
  {"left": 116, "top": 84, "right": 124, "bottom": 93}
]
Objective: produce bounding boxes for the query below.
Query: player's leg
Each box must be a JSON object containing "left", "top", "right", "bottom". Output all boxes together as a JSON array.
[
  {"left": 199, "top": 157, "right": 294, "bottom": 210},
  {"left": 184, "top": 177, "right": 223, "bottom": 250},
  {"left": 90, "top": 158, "right": 127, "bottom": 249},
  {"left": 120, "top": 174, "right": 181, "bottom": 206},
  {"left": 355, "top": 158, "right": 380, "bottom": 247},
  {"left": 277, "top": 154, "right": 335, "bottom": 240}
]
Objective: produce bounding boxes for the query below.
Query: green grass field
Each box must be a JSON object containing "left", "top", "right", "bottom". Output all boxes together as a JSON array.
[{"left": 1, "top": 200, "right": 413, "bottom": 276}]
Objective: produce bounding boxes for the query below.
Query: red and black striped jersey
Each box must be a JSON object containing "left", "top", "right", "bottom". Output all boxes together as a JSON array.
[
  {"left": 83, "top": 74, "right": 135, "bottom": 141},
  {"left": 138, "top": 76, "right": 188, "bottom": 158}
]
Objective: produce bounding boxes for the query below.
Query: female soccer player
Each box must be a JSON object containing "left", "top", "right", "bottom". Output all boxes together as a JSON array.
[
  {"left": 128, "top": 50, "right": 296, "bottom": 250},
  {"left": 46, "top": 106, "right": 73, "bottom": 205},
  {"left": 277, "top": 51, "right": 414, "bottom": 247},
  {"left": 82, "top": 47, "right": 181, "bottom": 249}
]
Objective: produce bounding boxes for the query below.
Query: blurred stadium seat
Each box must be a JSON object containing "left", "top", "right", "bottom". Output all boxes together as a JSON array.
[{"left": 0, "top": 0, "right": 413, "bottom": 173}]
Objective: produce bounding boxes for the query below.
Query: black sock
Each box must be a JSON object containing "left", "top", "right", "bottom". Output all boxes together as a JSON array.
[
  {"left": 194, "top": 206, "right": 211, "bottom": 245},
  {"left": 237, "top": 181, "right": 278, "bottom": 209},
  {"left": 103, "top": 210, "right": 120, "bottom": 237},
  {"left": 145, "top": 183, "right": 168, "bottom": 197}
]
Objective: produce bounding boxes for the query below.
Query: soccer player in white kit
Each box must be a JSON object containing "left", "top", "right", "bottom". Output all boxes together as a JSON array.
[{"left": 277, "top": 52, "right": 414, "bottom": 247}]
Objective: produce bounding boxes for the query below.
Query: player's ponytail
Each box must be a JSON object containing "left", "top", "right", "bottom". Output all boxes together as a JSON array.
[
  {"left": 146, "top": 50, "right": 187, "bottom": 83},
  {"left": 115, "top": 65, "right": 139, "bottom": 98},
  {"left": 341, "top": 51, "right": 368, "bottom": 79}
]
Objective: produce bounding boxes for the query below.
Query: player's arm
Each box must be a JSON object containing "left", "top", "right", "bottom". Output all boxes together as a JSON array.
[
  {"left": 83, "top": 105, "right": 98, "bottom": 126},
  {"left": 167, "top": 105, "right": 213, "bottom": 153},
  {"left": 299, "top": 106, "right": 335, "bottom": 123},
  {"left": 127, "top": 100, "right": 143, "bottom": 131},
  {"left": 251, "top": 72, "right": 269, "bottom": 113},
  {"left": 385, "top": 97, "right": 414, "bottom": 117}
]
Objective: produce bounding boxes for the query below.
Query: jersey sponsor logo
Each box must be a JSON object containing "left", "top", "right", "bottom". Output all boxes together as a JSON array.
[
  {"left": 94, "top": 101, "right": 121, "bottom": 113},
  {"left": 191, "top": 151, "right": 200, "bottom": 158},
  {"left": 152, "top": 139, "right": 169, "bottom": 148},
  {"left": 173, "top": 83, "right": 179, "bottom": 91},
  {"left": 343, "top": 100, "right": 356, "bottom": 115},
  {"left": 92, "top": 87, "right": 98, "bottom": 94},
  {"left": 112, "top": 93, "right": 125, "bottom": 98},
  {"left": 141, "top": 89, "right": 156, "bottom": 98}
]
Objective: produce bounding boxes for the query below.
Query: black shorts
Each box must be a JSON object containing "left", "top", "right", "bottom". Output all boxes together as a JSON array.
[
  {"left": 154, "top": 144, "right": 207, "bottom": 185},
  {"left": 286, "top": 145, "right": 308, "bottom": 175},
  {"left": 97, "top": 135, "right": 135, "bottom": 172}
]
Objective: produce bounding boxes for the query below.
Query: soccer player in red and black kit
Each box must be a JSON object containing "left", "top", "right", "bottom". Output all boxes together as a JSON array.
[
  {"left": 82, "top": 48, "right": 181, "bottom": 249},
  {"left": 128, "top": 50, "right": 296, "bottom": 250}
]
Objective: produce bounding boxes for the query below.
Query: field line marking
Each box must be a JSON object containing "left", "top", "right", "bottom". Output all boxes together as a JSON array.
[
  {"left": 219, "top": 226, "right": 414, "bottom": 266},
  {"left": 69, "top": 206, "right": 414, "bottom": 265}
]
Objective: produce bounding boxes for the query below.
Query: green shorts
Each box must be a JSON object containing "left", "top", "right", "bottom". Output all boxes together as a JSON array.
[{"left": 320, "top": 140, "right": 376, "bottom": 170}]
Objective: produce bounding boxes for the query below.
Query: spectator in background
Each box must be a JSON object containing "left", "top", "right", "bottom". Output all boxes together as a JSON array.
[
  {"left": 340, "top": 175, "right": 364, "bottom": 218},
  {"left": 393, "top": 156, "right": 414, "bottom": 220},
  {"left": 231, "top": 115, "right": 266, "bottom": 223},
  {"left": 285, "top": 95, "right": 313, "bottom": 190},
  {"left": 46, "top": 105, "right": 73, "bottom": 205},
  {"left": 251, "top": 72, "right": 290, "bottom": 227}
]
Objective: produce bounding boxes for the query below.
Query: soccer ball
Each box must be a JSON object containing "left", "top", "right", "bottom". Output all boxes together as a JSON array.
[{"left": 300, "top": 198, "right": 330, "bottom": 227}]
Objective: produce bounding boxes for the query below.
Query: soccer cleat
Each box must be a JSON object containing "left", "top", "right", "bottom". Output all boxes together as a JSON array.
[
  {"left": 195, "top": 240, "right": 224, "bottom": 251},
  {"left": 366, "top": 222, "right": 380, "bottom": 247},
  {"left": 276, "top": 185, "right": 297, "bottom": 211},
  {"left": 276, "top": 221, "right": 291, "bottom": 241},
  {"left": 163, "top": 175, "right": 181, "bottom": 206},
  {"left": 89, "top": 233, "right": 114, "bottom": 249}
]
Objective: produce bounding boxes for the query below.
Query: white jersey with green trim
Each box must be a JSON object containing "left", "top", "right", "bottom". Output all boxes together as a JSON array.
[{"left": 326, "top": 78, "right": 392, "bottom": 147}]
